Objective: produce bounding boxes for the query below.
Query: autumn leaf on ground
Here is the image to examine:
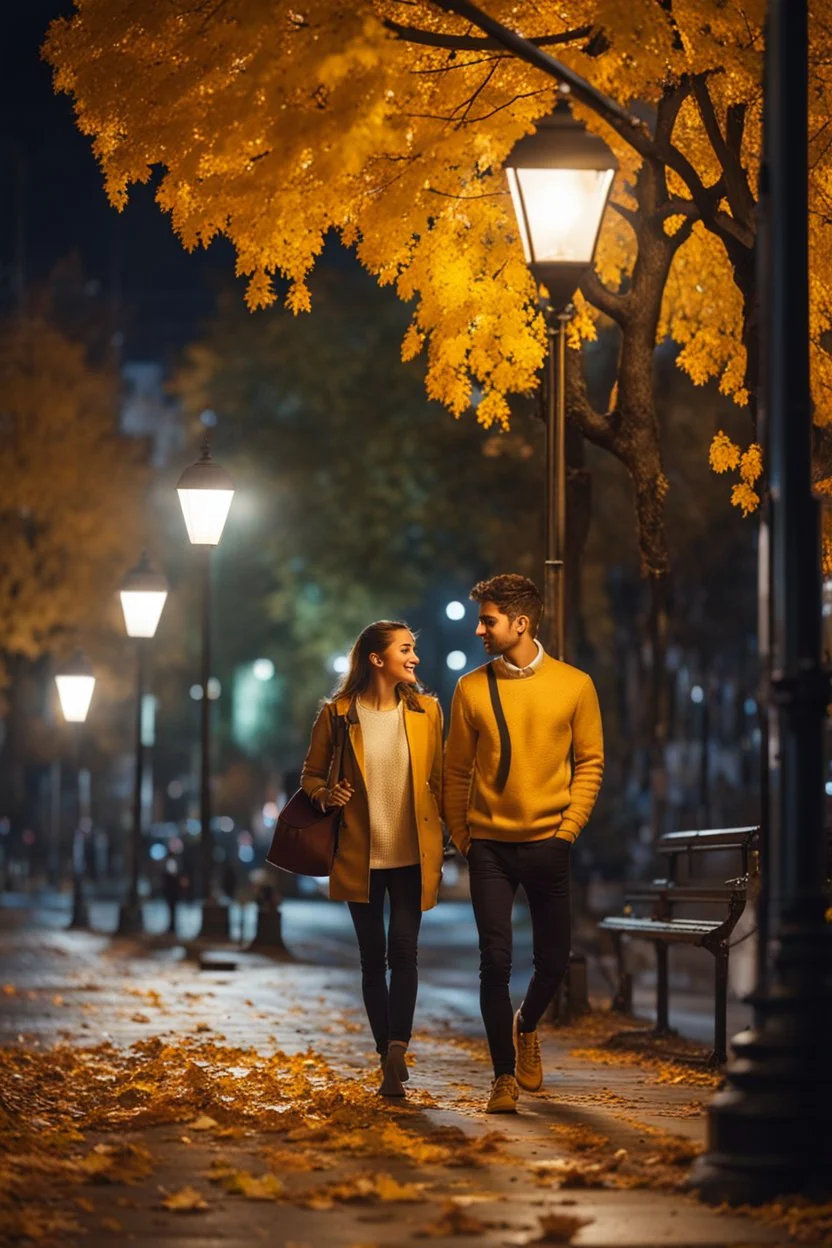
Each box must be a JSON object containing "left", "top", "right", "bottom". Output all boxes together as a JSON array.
[
  {"left": 3, "top": 984, "right": 16, "bottom": 995},
  {"left": 130, "top": 1013, "right": 150, "bottom": 1024},
  {"left": 77, "top": 1141, "right": 155, "bottom": 1184},
  {"left": 218, "top": 1168, "right": 285, "bottom": 1200},
  {"left": 188, "top": 1115, "right": 219, "bottom": 1131},
  {"left": 415, "top": 1199, "right": 488, "bottom": 1237},
  {"left": 374, "top": 1173, "right": 428, "bottom": 1202},
  {"left": 261, "top": 1145, "right": 331, "bottom": 1173},
  {"left": 0, "top": 1208, "right": 82, "bottom": 1243},
  {"left": 526, "top": 1211, "right": 594, "bottom": 1243},
  {"left": 160, "top": 1185, "right": 209, "bottom": 1212},
  {"left": 295, "top": 1172, "right": 427, "bottom": 1209},
  {"left": 99, "top": 1217, "right": 123, "bottom": 1232},
  {"left": 126, "top": 988, "right": 163, "bottom": 1008},
  {"left": 531, "top": 1159, "right": 607, "bottom": 1190}
]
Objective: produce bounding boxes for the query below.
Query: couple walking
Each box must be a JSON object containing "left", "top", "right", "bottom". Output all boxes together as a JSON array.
[{"left": 300, "top": 573, "right": 604, "bottom": 1113}]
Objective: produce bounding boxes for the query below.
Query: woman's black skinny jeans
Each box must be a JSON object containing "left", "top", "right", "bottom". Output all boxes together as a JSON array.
[{"left": 347, "top": 863, "right": 422, "bottom": 1057}]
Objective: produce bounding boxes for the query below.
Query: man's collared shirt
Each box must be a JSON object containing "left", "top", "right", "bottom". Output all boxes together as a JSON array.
[{"left": 498, "top": 638, "right": 545, "bottom": 679}]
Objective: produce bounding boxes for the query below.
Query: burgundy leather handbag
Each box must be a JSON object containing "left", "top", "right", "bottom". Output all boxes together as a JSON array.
[{"left": 266, "top": 714, "right": 347, "bottom": 877}]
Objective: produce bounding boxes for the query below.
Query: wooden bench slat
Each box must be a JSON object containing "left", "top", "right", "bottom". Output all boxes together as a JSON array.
[
  {"left": 657, "top": 826, "right": 759, "bottom": 853},
  {"left": 624, "top": 884, "right": 746, "bottom": 905}
]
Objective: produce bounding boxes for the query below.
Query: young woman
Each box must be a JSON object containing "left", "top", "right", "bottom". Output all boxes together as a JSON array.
[{"left": 301, "top": 621, "right": 444, "bottom": 1097}]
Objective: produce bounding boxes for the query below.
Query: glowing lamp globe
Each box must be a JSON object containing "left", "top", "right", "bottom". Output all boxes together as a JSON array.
[
  {"left": 505, "top": 103, "right": 618, "bottom": 309},
  {"left": 120, "top": 552, "right": 169, "bottom": 639},
  {"left": 55, "top": 653, "right": 96, "bottom": 723},
  {"left": 176, "top": 443, "right": 235, "bottom": 546}
]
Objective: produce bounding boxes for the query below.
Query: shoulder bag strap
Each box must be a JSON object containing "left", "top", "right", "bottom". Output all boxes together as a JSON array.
[
  {"left": 326, "top": 711, "right": 347, "bottom": 790},
  {"left": 486, "top": 664, "right": 511, "bottom": 793}
]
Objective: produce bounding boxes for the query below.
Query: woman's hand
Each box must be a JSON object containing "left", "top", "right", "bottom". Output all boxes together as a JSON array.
[{"left": 317, "top": 780, "right": 354, "bottom": 809}]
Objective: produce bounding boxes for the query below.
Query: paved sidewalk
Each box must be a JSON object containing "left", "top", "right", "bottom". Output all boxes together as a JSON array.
[{"left": 0, "top": 902, "right": 821, "bottom": 1248}]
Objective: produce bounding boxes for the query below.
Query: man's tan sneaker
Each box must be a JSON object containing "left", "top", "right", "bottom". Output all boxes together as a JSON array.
[
  {"left": 486, "top": 1074, "right": 519, "bottom": 1113},
  {"left": 513, "top": 1010, "right": 543, "bottom": 1092}
]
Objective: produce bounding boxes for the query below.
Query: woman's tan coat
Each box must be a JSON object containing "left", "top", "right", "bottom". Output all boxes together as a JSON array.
[{"left": 300, "top": 692, "right": 444, "bottom": 911}]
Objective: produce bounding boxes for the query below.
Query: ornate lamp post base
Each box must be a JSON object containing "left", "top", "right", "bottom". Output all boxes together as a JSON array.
[
  {"left": 68, "top": 873, "right": 89, "bottom": 930},
  {"left": 248, "top": 902, "right": 288, "bottom": 956},
  {"left": 116, "top": 901, "right": 144, "bottom": 937},
  {"left": 198, "top": 900, "right": 231, "bottom": 942},
  {"left": 690, "top": 919, "right": 832, "bottom": 1204}
]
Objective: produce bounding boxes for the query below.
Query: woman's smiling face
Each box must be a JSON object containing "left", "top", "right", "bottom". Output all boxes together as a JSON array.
[{"left": 373, "top": 629, "right": 420, "bottom": 684}]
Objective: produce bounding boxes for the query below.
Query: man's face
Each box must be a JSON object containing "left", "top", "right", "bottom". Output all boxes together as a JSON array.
[{"left": 475, "top": 601, "right": 525, "bottom": 656}]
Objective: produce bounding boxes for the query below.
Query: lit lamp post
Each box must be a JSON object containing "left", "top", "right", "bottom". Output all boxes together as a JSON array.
[
  {"left": 116, "top": 552, "right": 168, "bottom": 936},
  {"left": 505, "top": 103, "right": 617, "bottom": 658},
  {"left": 176, "top": 440, "right": 235, "bottom": 941},
  {"left": 55, "top": 653, "right": 96, "bottom": 929}
]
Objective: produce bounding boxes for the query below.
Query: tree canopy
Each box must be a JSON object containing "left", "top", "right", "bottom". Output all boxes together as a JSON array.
[
  {"left": 0, "top": 313, "right": 146, "bottom": 685},
  {"left": 42, "top": 1, "right": 832, "bottom": 539}
]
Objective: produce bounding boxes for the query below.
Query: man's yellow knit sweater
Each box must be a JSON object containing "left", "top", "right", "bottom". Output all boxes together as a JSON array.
[{"left": 443, "top": 653, "right": 604, "bottom": 856}]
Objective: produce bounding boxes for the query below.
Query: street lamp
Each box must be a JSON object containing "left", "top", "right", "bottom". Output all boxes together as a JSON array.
[
  {"left": 116, "top": 552, "right": 168, "bottom": 936},
  {"left": 55, "top": 652, "right": 96, "bottom": 929},
  {"left": 505, "top": 102, "right": 617, "bottom": 659},
  {"left": 176, "top": 440, "right": 235, "bottom": 941}
]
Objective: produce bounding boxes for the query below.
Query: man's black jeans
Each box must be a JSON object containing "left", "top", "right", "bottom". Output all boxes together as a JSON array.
[
  {"left": 468, "top": 835, "right": 572, "bottom": 1077},
  {"left": 347, "top": 864, "right": 422, "bottom": 1057}
]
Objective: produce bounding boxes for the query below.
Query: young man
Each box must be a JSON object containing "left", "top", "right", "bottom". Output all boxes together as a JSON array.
[{"left": 443, "top": 574, "right": 603, "bottom": 1113}]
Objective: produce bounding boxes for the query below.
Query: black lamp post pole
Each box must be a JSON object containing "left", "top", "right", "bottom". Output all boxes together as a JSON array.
[
  {"left": 544, "top": 307, "right": 571, "bottom": 661},
  {"left": 117, "top": 642, "right": 147, "bottom": 935},
  {"left": 690, "top": 0, "right": 832, "bottom": 1201},
  {"left": 200, "top": 545, "right": 213, "bottom": 905},
  {"left": 68, "top": 725, "right": 89, "bottom": 930},
  {"left": 197, "top": 545, "right": 228, "bottom": 940}
]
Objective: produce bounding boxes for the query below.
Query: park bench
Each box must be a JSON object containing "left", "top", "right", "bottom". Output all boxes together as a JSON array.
[{"left": 598, "top": 825, "right": 760, "bottom": 1064}]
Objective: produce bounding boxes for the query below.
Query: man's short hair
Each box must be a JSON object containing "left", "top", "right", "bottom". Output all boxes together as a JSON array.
[{"left": 470, "top": 573, "right": 543, "bottom": 637}]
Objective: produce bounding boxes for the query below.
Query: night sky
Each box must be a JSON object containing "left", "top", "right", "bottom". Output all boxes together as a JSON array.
[{"left": 2, "top": 1, "right": 234, "bottom": 358}]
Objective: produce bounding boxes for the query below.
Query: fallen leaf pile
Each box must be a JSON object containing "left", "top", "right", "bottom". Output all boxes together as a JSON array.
[
  {"left": 567, "top": 1044, "right": 721, "bottom": 1088},
  {"left": 552, "top": 1010, "right": 722, "bottom": 1088},
  {"left": 733, "top": 1199, "right": 832, "bottom": 1246},
  {"left": 526, "top": 1117, "right": 706, "bottom": 1196},
  {"left": 0, "top": 1036, "right": 508, "bottom": 1246}
]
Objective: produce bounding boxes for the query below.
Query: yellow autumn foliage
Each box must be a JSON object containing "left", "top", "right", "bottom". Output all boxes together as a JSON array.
[
  {"left": 42, "top": 1, "right": 832, "bottom": 518},
  {"left": 0, "top": 315, "right": 145, "bottom": 681}
]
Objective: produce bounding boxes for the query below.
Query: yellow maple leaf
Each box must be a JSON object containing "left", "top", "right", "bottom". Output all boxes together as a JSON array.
[{"left": 160, "top": 1186, "right": 209, "bottom": 1212}]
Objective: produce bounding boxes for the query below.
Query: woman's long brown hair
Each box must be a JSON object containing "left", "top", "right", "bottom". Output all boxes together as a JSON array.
[{"left": 331, "top": 620, "right": 423, "bottom": 710}]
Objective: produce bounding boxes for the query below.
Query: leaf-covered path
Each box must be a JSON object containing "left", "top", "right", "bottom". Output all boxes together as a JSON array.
[{"left": 0, "top": 903, "right": 824, "bottom": 1247}]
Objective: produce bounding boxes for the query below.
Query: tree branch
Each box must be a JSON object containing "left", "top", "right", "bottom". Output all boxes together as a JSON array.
[
  {"left": 565, "top": 346, "right": 620, "bottom": 453},
  {"left": 609, "top": 199, "right": 639, "bottom": 229},
  {"left": 691, "top": 75, "right": 756, "bottom": 229},
  {"left": 580, "top": 269, "right": 628, "bottom": 327},
  {"left": 428, "top": 0, "right": 755, "bottom": 257},
  {"left": 427, "top": 0, "right": 654, "bottom": 151},
  {"left": 655, "top": 197, "right": 702, "bottom": 222},
  {"left": 382, "top": 17, "right": 593, "bottom": 52}
]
